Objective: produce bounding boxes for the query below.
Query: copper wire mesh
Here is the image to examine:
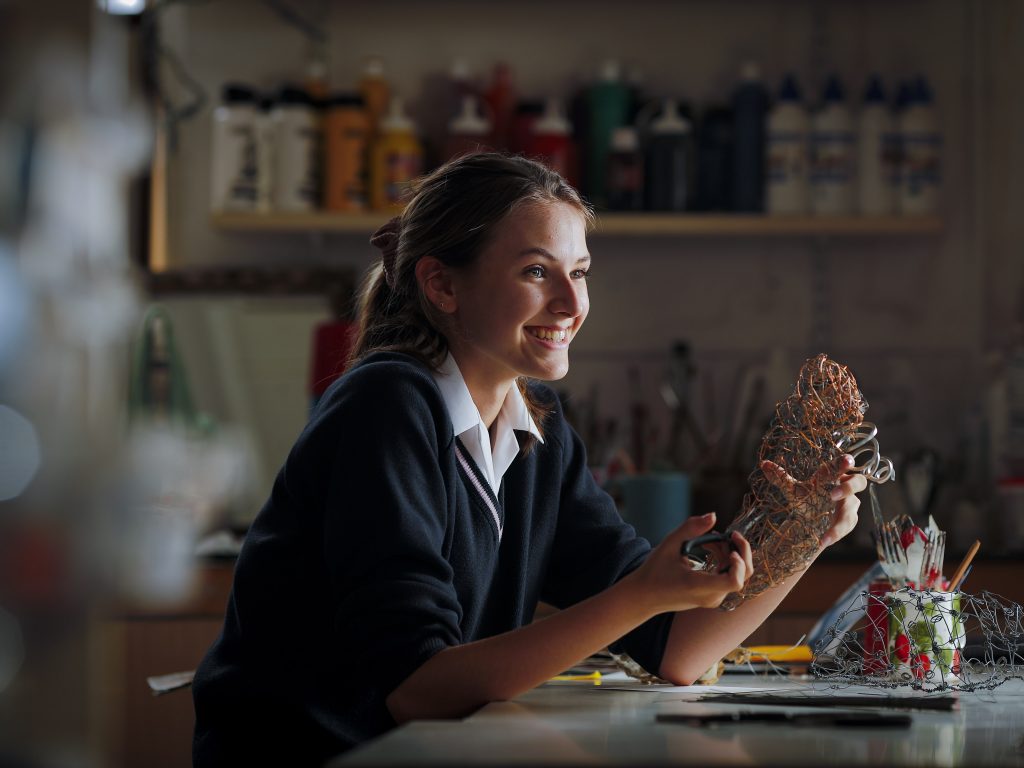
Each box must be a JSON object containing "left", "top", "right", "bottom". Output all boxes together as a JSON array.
[{"left": 717, "top": 353, "right": 869, "bottom": 610}]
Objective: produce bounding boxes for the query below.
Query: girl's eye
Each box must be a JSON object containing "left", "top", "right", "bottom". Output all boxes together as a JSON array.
[
  {"left": 571, "top": 269, "right": 591, "bottom": 280},
  {"left": 525, "top": 266, "right": 545, "bottom": 278}
]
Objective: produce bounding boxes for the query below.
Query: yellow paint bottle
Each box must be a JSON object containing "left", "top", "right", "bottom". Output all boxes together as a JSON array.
[{"left": 369, "top": 96, "right": 423, "bottom": 212}]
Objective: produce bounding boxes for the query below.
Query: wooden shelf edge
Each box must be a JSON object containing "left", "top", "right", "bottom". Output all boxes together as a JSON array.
[
  {"left": 594, "top": 213, "right": 944, "bottom": 236},
  {"left": 211, "top": 210, "right": 394, "bottom": 233},
  {"left": 211, "top": 211, "right": 943, "bottom": 237}
]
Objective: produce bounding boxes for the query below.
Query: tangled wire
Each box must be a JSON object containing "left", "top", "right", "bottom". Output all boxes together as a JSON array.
[
  {"left": 811, "top": 587, "right": 1024, "bottom": 692},
  {"left": 718, "top": 354, "right": 886, "bottom": 611}
]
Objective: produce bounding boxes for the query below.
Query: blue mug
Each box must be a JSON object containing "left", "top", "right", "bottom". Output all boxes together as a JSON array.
[{"left": 618, "top": 472, "right": 691, "bottom": 544}]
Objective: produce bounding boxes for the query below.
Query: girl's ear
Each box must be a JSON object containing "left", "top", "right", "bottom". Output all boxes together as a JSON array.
[{"left": 415, "top": 256, "right": 457, "bottom": 314}]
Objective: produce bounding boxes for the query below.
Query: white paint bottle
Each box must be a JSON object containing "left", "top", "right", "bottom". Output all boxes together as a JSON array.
[
  {"left": 857, "top": 75, "right": 897, "bottom": 215},
  {"left": 898, "top": 76, "right": 941, "bottom": 216},
  {"left": 765, "top": 73, "right": 810, "bottom": 215},
  {"left": 210, "top": 84, "right": 260, "bottom": 212},
  {"left": 810, "top": 75, "right": 856, "bottom": 216},
  {"left": 271, "top": 85, "right": 320, "bottom": 211}
]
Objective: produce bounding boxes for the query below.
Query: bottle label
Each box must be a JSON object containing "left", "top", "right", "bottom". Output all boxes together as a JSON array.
[
  {"left": 385, "top": 151, "right": 422, "bottom": 204},
  {"left": 901, "top": 132, "right": 942, "bottom": 196},
  {"left": 882, "top": 132, "right": 901, "bottom": 185},
  {"left": 298, "top": 126, "right": 320, "bottom": 206},
  {"left": 766, "top": 132, "right": 807, "bottom": 183},
  {"left": 809, "top": 131, "right": 856, "bottom": 184},
  {"left": 226, "top": 124, "right": 259, "bottom": 207}
]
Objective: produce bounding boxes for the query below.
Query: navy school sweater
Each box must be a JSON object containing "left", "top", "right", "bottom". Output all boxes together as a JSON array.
[{"left": 192, "top": 352, "right": 673, "bottom": 766}]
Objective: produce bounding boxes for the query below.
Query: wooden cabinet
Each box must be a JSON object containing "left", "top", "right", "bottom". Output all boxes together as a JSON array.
[{"left": 99, "top": 563, "right": 232, "bottom": 768}]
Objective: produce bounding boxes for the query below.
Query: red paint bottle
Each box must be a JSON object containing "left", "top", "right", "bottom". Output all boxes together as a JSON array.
[{"left": 525, "top": 97, "right": 576, "bottom": 185}]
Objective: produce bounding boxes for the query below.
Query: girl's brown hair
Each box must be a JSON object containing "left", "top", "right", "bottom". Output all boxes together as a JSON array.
[{"left": 349, "top": 152, "right": 594, "bottom": 437}]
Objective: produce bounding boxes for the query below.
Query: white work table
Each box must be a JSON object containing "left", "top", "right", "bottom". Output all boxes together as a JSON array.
[{"left": 331, "top": 675, "right": 1024, "bottom": 766}]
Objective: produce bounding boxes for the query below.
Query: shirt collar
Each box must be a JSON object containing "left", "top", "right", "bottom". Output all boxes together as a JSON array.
[
  {"left": 432, "top": 353, "right": 543, "bottom": 444},
  {"left": 431, "top": 353, "right": 543, "bottom": 496}
]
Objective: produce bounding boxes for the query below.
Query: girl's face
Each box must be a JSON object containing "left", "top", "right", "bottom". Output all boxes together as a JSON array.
[{"left": 448, "top": 201, "right": 590, "bottom": 393}]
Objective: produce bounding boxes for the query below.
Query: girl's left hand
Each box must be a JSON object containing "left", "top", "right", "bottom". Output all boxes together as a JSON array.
[{"left": 760, "top": 454, "right": 868, "bottom": 550}]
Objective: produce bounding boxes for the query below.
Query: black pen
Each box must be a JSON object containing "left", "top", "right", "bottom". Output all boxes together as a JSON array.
[{"left": 656, "top": 711, "right": 912, "bottom": 728}]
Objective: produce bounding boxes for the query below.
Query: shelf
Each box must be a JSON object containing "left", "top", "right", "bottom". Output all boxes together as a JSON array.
[
  {"left": 593, "top": 213, "right": 943, "bottom": 237},
  {"left": 210, "top": 211, "right": 943, "bottom": 237}
]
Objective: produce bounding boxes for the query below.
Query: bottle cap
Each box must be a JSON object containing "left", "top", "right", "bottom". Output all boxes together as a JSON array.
[
  {"left": 610, "top": 126, "right": 639, "bottom": 152},
  {"left": 896, "top": 81, "right": 915, "bottom": 109},
  {"left": 382, "top": 96, "right": 416, "bottom": 132},
  {"left": 650, "top": 99, "right": 691, "bottom": 134},
  {"left": 532, "top": 97, "right": 571, "bottom": 135},
  {"left": 363, "top": 56, "right": 385, "bottom": 78},
  {"left": 739, "top": 61, "right": 761, "bottom": 82},
  {"left": 277, "top": 85, "right": 312, "bottom": 106},
  {"left": 222, "top": 83, "right": 258, "bottom": 104},
  {"left": 491, "top": 62, "right": 513, "bottom": 86},
  {"left": 449, "top": 95, "right": 490, "bottom": 134},
  {"left": 863, "top": 75, "right": 886, "bottom": 105},
  {"left": 778, "top": 73, "right": 802, "bottom": 102},
  {"left": 514, "top": 100, "right": 545, "bottom": 117},
  {"left": 450, "top": 57, "right": 472, "bottom": 80},
  {"left": 914, "top": 75, "right": 934, "bottom": 104},
  {"left": 598, "top": 59, "right": 622, "bottom": 82},
  {"left": 329, "top": 93, "right": 366, "bottom": 108},
  {"left": 822, "top": 74, "right": 845, "bottom": 104}
]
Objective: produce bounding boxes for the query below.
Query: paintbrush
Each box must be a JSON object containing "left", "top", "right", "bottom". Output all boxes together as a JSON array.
[{"left": 948, "top": 539, "right": 980, "bottom": 592}]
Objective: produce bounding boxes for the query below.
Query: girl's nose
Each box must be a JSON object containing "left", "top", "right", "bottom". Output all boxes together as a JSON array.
[{"left": 549, "top": 276, "right": 586, "bottom": 318}]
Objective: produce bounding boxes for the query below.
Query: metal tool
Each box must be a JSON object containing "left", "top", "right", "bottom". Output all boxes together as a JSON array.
[
  {"left": 680, "top": 531, "right": 738, "bottom": 569},
  {"left": 872, "top": 486, "right": 909, "bottom": 586},
  {"left": 656, "top": 711, "right": 912, "bottom": 728},
  {"left": 836, "top": 421, "right": 894, "bottom": 485}
]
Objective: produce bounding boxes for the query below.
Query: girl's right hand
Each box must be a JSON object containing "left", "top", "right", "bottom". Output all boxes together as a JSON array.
[{"left": 629, "top": 513, "right": 754, "bottom": 613}]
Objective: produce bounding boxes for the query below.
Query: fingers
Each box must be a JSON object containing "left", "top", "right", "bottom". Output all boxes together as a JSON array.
[
  {"left": 821, "top": 494, "right": 862, "bottom": 548},
  {"left": 812, "top": 453, "right": 854, "bottom": 488},
  {"left": 733, "top": 531, "right": 754, "bottom": 575},
  {"left": 760, "top": 459, "right": 797, "bottom": 491},
  {"left": 666, "top": 512, "right": 716, "bottom": 547},
  {"left": 830, "top": 471, "right": 868, "bottom": 498}
]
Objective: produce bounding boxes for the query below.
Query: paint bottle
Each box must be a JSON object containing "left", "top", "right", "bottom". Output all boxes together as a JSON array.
[
  {"left": 323, "top": 93, "right": 369, "bottom": 212},
  {"left": 645, "top": 99, "right": 692, "bottom": 211},
  {"left": 482, "top": 62, "right": 516, "bottom": 151},
  {"left": 897, "top": 76, "right": 941, "bottom": 215},
  {"left": 810, "top": 74, "right": 856, "bottom": 215},
  {"left": 857, "top": 75, "right": 897, "bottom": 215},
  {"left": 694, "top": 106, "right": 733, "bottom": 211},
  {"left": 359, "top": 57, "right": 390, "bottom": 138},
  {"left": 210, "top": 83, "right": 260, "bottom": 212},
  {"left": 732, "top": 61, "right": 768, "bottom": 212},
  {"left": 421, "top": 58, "right": 478, "bottom": 167},
  {"left": 586, "top": 60, "right": 631, "bottom": 207},
  {"left": 509, "top": 100, "right": 544, "bottom": 156},
  {"left": 369, "top": 96, "right": 423, "bottom": 212},
  {"left": 606, "top": 126, "right": 644, "bottom": 211},
  {"left": 271, "top": 85, "right": 319, "bottom": 211},
  {"left": 526, "top": 97, "right": 574, "bottom": 181},
  {"left": 765, "top": 73, "right": 810, "bottom": 215},
  {"left": 444, "top": 94, "right": 491, "bottom": 161},
  {"left": 254, "top": 93, "right": 275, "bottom": 212}
]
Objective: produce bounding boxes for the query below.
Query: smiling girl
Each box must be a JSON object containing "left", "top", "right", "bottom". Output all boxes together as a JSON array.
[{"left": 191, "top": 153, "right": 865, "bottom": 766}]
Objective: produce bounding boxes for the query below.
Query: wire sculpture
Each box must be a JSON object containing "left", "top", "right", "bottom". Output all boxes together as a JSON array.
[
  {"left": 811, "top": 587, "right": 1024, "bottom": 692},
  {"left": 715, "top": 354, "right": 894, "bottom": 611}
]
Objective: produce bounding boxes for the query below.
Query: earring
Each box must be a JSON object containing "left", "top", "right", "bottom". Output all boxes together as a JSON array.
[{"left": 439, "top": 302, "right": 446, "bottom": 311}]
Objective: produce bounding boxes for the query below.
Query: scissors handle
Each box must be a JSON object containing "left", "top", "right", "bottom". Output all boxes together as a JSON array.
[{"left": 680, "top": 531, "right": 735, "bottom": 557}]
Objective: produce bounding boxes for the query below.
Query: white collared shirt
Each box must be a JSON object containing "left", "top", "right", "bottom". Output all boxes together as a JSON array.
[{"left": 431, "top": 353, "right": 544, "bottom": 497}]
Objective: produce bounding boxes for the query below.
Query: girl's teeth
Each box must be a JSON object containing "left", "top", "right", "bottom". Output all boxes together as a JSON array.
[{"left": 531, "top": 328, "right": 567, "bottom": 342}]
